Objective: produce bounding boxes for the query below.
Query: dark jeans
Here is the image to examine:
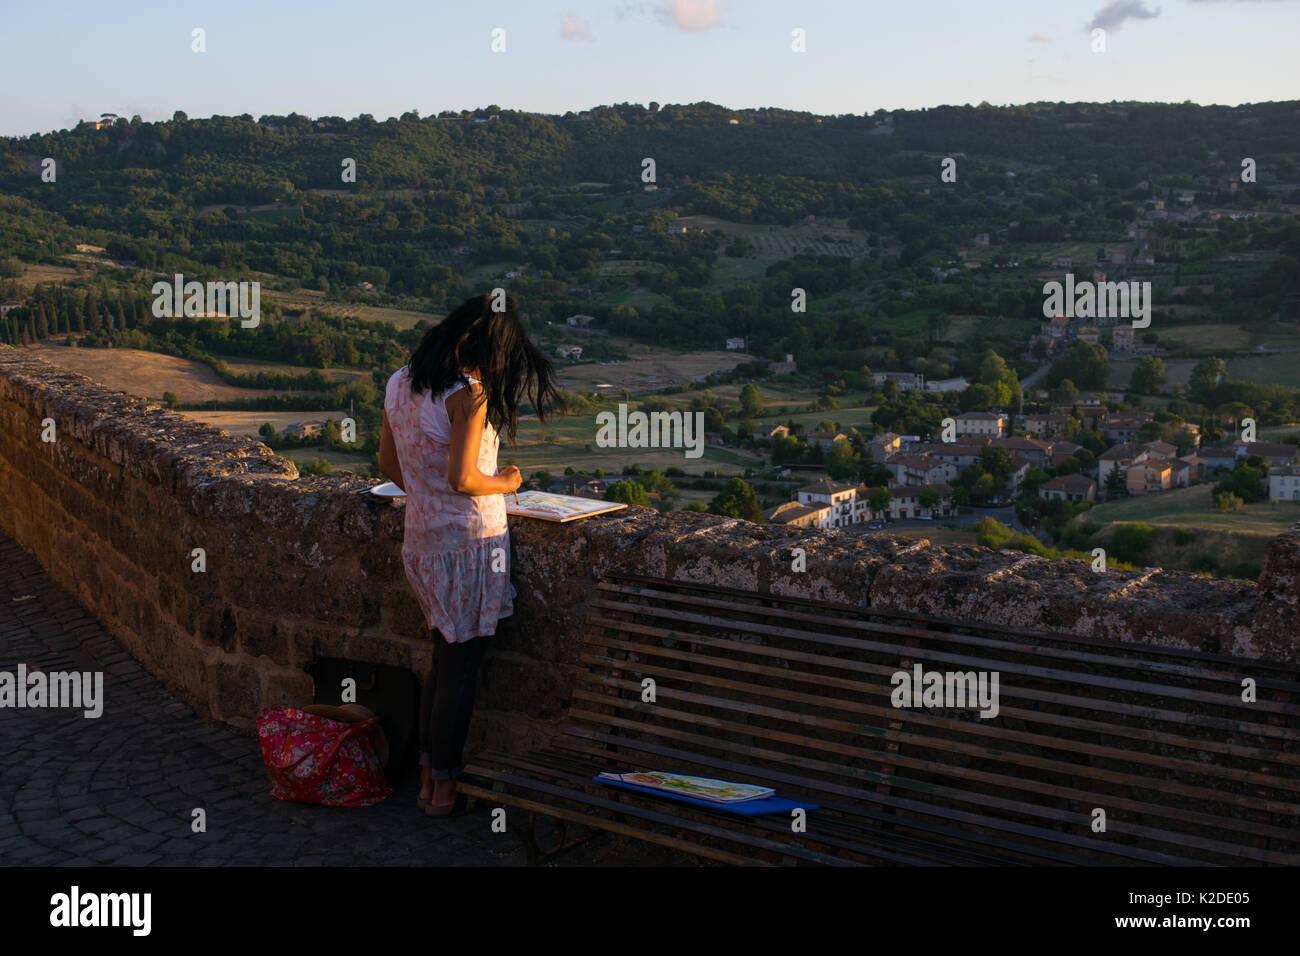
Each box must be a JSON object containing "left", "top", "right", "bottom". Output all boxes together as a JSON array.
[{"left": 418, "top": 629, "right": 492, "bottom": 780}]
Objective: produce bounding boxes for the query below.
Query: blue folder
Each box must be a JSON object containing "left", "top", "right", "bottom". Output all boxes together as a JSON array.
[{"left": 594, "top": 775, "right": 818, "bottom": 816}]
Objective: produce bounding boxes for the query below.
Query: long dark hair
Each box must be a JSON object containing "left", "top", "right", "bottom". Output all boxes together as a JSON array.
[{"left": 406, "top": 292, "right": 563, "bottom": 443}]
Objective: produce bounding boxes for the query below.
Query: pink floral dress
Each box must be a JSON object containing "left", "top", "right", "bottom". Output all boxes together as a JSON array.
[{"left": 384, "top": 366, "right": 515, "bottom": 643}]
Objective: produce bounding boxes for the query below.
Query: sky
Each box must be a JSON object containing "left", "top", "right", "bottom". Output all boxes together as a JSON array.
[{"left": 1, "top": 0, "right": 1298, "bottom": 137}]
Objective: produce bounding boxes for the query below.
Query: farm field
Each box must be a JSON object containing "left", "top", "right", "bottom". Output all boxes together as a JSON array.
[
  {"left": 1080, "top": 484, "right": 1300, "bottom": 536},
  {"left": 1157, "top": 324, "right": 1250, "bottom": 350},
  {"left": 1228, "top": 354, "right": 1300, "bottom": 389},
  {"left": 23, "top": 343, "right": 292, "bottom": 403},
  {"left": 1076, "top": 484, "right": 1300, "bottom": 578},
  {"left": 1107, "top": 357, "right": 1196, "bottom": 389},
  {"left": 18, "top": 262, "right": 83, "bottom": 294},
  {"left": 181, "top": 409, "right": 348, "bottom": 438},
  {"left": 258, "top": 286, "right": 434, "bottom": 330},
  {"left": 551, "top": 344, "right": 747, "bottom": 392},
  {"left": 500, "top": 440, "right": 758, "bottom": 477},
  {"left": 218, "top": 355, "right": 371, "bottom": 383}
]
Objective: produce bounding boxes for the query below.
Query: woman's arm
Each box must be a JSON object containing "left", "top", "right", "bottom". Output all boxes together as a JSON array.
[
  {"left": 378, "top": 411, "right": 407, "bottom": 492},
  {"left": 447, "top": 383, "right": 522, "bottom": 496}
]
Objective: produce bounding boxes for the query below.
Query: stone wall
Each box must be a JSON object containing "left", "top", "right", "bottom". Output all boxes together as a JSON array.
[{"left": 1, "top": 346, "right": 1297, "bottom": 760}]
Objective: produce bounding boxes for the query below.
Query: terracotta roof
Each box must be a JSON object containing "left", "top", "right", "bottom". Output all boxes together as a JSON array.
[{"left": 800, "top": 478, "right": 857, "bottom": 495}]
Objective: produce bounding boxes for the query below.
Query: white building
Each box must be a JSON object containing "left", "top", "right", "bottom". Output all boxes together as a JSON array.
[
  {"left": 954, "top": 412, "right": 1005, "bottom": 438},
  {"left": 796, "top": 479, "right": 857, "bottom": 529},
  {"left": 872, "top": 371, "right": 925, "bottom": 391},
  {"left": 923, "top": 377, "right": 969, "bottom": 393},
  {"left": 1269, "top": 465, "right": 1300, "bottom": 502}
]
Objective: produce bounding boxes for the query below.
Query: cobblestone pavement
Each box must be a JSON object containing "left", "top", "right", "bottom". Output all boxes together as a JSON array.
[{"left": 0, "top": 530, "right": 548, "bottom": 867}]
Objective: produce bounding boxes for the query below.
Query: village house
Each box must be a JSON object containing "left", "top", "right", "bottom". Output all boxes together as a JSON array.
[
  {"left": 808, "top": 430, "right": 849, "bottom": 452},
  {"left": 866, "top": 432, "right": 901, "bottom": 463},
  {"left": 1110, "top": 327, "right": 1136, "bottom": 353},
  {"left": 927, "top": 435, "right": 989, "bottom": 469},
  {"left": 1127, "top": 457, "right": 1173, "bottom": 495},
  {"left": 1007, "top": 456, "right": 1034, "bottom": 493},
  {"left": 884, "top": 453, "right": 958, "bottom": 487},
  {"left": 1041, "top": 315, "right": 1070, "bottom": 341},
  {"left": 1143, "top": 439, "right": 1178, "bottom": 460},
  {"left": 872, "top": 371, "right": 925, "bottom": 391},
  {"left": 1097, "top": 442, "right": 1150, "bottom": 487},
  {"left": 796, "top": 479, "right": 858, "bottom": 528},
  {"left": 1168, "top": 458, "right": 1192, "bottom": 488},
  {"left": 954, "top": 411, "right": 1005, "bottom": 438},
  {"left": 923, "top": 377, "right": 970, "bottom": 393},
  {"left": 768, "top": 354, "right": 798, "bottom": 374},
  {"left": 853, "top": 483, "right": 954, "bottom": 522},
  {"left": 285, "top": 421, "right": 326, "bottom": 439},
  {"left": 725, "top": 337, "right": 746, "bottom": 351},
  {"left": 1237, "top": 441, "right": 1300, "bottom": 467},
  {"left": 1199, "top": 446, "right": 1241, "bottom": 471},
  {"left": 752, "top": 423, "right": 791, "bottom": 442},
  {"left": 565, "top": 314, "right": 596, "bottom": 328},
  {"left": 1049, "top": 441, "right": 1083, "bottom": 467},
  {"left": 560, "top": 475, "right": 608, "bottom": 499},
  {"left": 993, "top": 436, "right": 1053, "bottom": 467},
  {"left": 556, "top": 345, "right": 583, "bottom": 360},
  {"left": 1022, "top": 413, "right": 1068, "bottom": 438},
  {"left": 1101, "top": 410, "right": 1155, "bottom": 443},
  {"left": 1039, "top": 474, "right": 1096, "bottom": 504},
  {"left": 1268, "top": 465, "right": 1300, "bottom": 502},
  {"left": 763, "top": 501, "right": 828, "bottom": 528},
  {"left": 883, "top": 483, "right": 954, "bottom": 520}
]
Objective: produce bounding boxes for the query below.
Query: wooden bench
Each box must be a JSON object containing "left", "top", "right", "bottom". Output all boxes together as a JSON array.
[{"left": 460, "top": 573, "right": 1300, "bottom": 865}]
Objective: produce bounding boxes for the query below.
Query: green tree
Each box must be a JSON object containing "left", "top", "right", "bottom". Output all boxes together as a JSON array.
[
  {"left": 739, "top": 383, "right": 764, "bottom": 418},
  {"left": 918, "top": 486, "right": 942, "bottom": 513},
  {"left": 868, "top": 488, "right": 893, "bottom": 516},
  {"left": 1048, "top": 340, "right": 1109, "bottom": 390},
  {"left": 823, "top": 438, "right": 859, "bottom": 481},
  {"left": 708, "top": 477, "right": 763, "bottom": 522},
  {"left": 606, "top": 479, "right": 650, "bottom": 507},
  {"left": 1110, "top": 523, "right": 1153, "bottom": 564},
  {"left": 1189, "top": 357, "right": 1228, "bottom": 402},
  {"left": 1130, "top": 356, "right": 1167, "bottom": 394}
]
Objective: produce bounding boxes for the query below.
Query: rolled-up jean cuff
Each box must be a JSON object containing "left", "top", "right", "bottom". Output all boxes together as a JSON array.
[{"left": 419, "top": 753, "right": 464, "bottom": 780}]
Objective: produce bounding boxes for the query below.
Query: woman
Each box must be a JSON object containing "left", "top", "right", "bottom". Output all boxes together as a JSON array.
[{"left": 379, "top": 292, "right": 561, "bottom": 816}]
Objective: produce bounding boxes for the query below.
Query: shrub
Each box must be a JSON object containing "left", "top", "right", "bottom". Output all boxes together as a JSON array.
[
  {"left": 1214, "top": 492, "right": 1243, "bottom": 512},
  {"left": 1174, "top": 528, "right": 1196, "bottom": 546},
  {"left": 1109, "top": 522, "right": 1153, "bottom": 565}
]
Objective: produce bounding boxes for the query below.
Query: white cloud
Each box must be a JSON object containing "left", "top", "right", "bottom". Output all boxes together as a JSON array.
[{"left": 1028, "top": 32, "right": 1054, "bottom": 42}]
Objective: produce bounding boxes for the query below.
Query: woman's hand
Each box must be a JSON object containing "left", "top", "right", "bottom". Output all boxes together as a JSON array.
[{"left": 498, "top": 465, "right": 522, "bottom": 494}]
